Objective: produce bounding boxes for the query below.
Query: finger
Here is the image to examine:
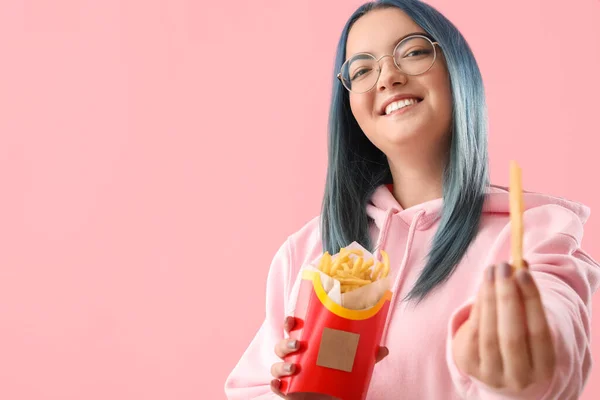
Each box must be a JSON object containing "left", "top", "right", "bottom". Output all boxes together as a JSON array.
[
  {"left": 479, "top": 265, "right": 503, "bottom": 386},
  {"left": 515, "top": 267, "right": 556, "bottom": 381},
  {"left": 375, "top": 346, "right": 389, "bottom": 363},
  {"left": 271, "top": 361, "right": 296, "bottom": 378},
  {"left": 456, "top": 276, "right": 483, "bottom": 375},
  {"left": 275, "top": 338, "right": 299, "bottom": 359},
  {"left": 496, "top": 262, "right": 532, "bottom": 389},
  {"left": 284, "top": 316, "right": 296, "bottom": 333},
  {"left": 469, "top": 270, "right": 485, "bottom": 327},
  {"left": 270, "top": 379, "right": 285, "bottom": 398}
]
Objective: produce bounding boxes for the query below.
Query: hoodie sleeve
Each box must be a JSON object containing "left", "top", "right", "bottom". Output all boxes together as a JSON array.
[
  {"left": 224, "top": 238, "right": 294, "bottom": 400},
  {"left": 446, "top": 204, "right": 600, "bottom": 399}
]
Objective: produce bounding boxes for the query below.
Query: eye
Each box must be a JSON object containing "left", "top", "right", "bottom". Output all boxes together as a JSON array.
[
  {"left": 351, "top": 68, "right": 372, "bottom": 81},
  {"left": 405, "top": 49, "right": 431, "bottom": 57}
]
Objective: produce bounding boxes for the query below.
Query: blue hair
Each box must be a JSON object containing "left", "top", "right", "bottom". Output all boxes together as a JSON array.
[{"left": 320, "top": 0, "right": 489, "bottom": 302}]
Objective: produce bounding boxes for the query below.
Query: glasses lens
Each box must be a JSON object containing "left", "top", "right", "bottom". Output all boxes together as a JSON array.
[
  {"left": 340, "top": 53, "right": 378, "bottom": 93},
  {"left": 394, "top": 36, "right": 436, "bottom": 75}
]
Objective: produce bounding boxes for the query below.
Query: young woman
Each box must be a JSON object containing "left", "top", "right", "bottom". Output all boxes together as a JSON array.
[{"left": 225, "top": 1, "right": 600, "bottom": 398}]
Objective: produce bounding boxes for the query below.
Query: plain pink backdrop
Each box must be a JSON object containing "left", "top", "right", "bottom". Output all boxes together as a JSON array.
[{"left": 1, "top": 0, "right": 599, "bottom": 399}]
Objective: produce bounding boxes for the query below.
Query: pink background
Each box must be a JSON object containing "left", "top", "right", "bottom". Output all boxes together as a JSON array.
[{"left": 1, "top": 0, "right": 599, "bottom": 399}]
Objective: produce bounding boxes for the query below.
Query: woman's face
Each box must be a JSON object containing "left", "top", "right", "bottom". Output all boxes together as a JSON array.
[{"left": 345, "top": 8, "right": 453, "bottom": 157}]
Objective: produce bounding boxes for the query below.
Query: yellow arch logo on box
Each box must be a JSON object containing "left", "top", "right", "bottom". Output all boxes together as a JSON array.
[{"left": 302, "top": 270, "right": 392, "bottom": 321}]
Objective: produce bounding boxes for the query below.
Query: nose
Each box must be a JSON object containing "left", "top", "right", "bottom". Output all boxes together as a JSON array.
[{"left": 377, "top": 55, "right": 407, "bottom": 91}]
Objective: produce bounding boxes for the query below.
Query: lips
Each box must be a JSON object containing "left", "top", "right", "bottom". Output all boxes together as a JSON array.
[
  {"left": 379, "top": 94, "right": 423, "bottom": 115},
  {"left": 384, "top": 98, "right": 422, "bottom": 115}
]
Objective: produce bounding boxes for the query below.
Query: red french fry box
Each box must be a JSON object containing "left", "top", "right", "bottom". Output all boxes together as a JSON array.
[{"left": 280, "top": 269, "right": 392, "bottom": 400}]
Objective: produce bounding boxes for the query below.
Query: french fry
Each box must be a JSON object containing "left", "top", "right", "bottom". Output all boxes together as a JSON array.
[
  {"left": 371, "top": 262, "right": 383, "bottom": 280},
  {"left": 330, "top": 263, "right": 342, "bottom": 275},
  {"left": 360, "top": 259, "right": 374, "bottom": 273},
  {"left": 510, "top": 160, "right": 524, "bottom": 270},
  {"left": 352, "top": 257, "right": 363, "bottom": 275},
  {"left": 345, "top": 249, "right": 364, "bottom": 257},
  {"left": 339, "top": 277, "right": 372, "bottom": 286},
  {"left": 320, "top": 252, "right": 332, "bottom": 275},
  {"left": 331, "top": 253, "right": 349, "bottom": 273},
  {"left": 381, "top": 250, "right": 390, "bottom": 278}
]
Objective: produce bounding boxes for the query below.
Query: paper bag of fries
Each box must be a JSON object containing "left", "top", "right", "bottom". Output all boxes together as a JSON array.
[{"left": 280, "top": 242, "right": 393, "bottom": 400}]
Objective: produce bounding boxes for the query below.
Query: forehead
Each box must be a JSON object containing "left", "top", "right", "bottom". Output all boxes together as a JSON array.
[{"left": 345, "top": 8, "right": 426, "bottom": 57}]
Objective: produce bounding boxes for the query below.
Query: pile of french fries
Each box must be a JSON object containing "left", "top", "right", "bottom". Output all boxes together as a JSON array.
[{"left": 317, "top": 248, "right": 390, "bottom": 293}]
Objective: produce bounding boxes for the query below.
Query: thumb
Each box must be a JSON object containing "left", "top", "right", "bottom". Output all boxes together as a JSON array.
[{"left": 375, "top": 346, "right": 389, "bottom": 363}]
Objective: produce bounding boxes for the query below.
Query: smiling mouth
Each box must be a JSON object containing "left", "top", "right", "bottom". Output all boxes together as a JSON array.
[{"left": 383, "top": 98, "right": 423, "bottom": 116}]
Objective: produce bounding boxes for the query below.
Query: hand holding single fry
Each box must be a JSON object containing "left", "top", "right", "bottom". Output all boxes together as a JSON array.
[{"left": 452, "top": 262, "right": 556, "bottom": 391}]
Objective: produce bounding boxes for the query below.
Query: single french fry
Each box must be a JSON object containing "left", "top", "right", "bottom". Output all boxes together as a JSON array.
[
  {"left": 352, "top": 257, "right": 363, "bottom": 275},
  {"left": 330, "top": 252, "right": 346, "bottom": 275},
  {"left": 372, "top": 262, "right": 383, "bottom": 280},
  {"left": 381, "top": 250, "right": 390, "bottom": 278},
  {"left": 318, "top": 252, "right": 326, "bottom": 272},
  {"left": 320, "top": 252, "right": 332, "bottom": 275},
  {"left": 330, "top": 263, "right": 341, "bottom": 275},
  {"left": 345, "top": 249, "right": 364, "bottom": 257},
  {"left": 360, "top": 259, "right": 375, "bottom": 273},
  {"left": 339, "top": 277, "right": 372, "bottom": 286},
  {"left": 510, "top": 160, "right": 524, "bottom": 269}
]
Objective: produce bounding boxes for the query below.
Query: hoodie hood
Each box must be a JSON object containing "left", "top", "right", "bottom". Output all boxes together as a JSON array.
[{"left": 367, "top": 184, "right": 591, "bottom": 232}]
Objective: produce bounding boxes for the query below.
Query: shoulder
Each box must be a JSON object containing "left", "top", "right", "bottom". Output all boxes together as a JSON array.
[{"left": 285, "top": 215, "right": 323, "bottom": 273}]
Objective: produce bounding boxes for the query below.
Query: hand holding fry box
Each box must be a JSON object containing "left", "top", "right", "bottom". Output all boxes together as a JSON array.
[{"left": 281, "top": 242, "right": 393, "bottom": 400}]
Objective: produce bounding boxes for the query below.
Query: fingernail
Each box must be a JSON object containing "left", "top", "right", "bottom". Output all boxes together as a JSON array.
[
  {"left": 283, "top": 363, "right": 294, "bottom": 373},
  {"left": 287, "top": 339, "right": 298, "bottom": 349},
  {"left": 284, "top": 316, "right": 295, "bottom": 329},
  {"left": 499, "top": 263, "right": 512, "bottom": 279},
  {"left": 271, "top": 379, "right": 281, "bottom": 389},
  {"left": 486, "top": 265, "right": 495, "bottom": 282},
  {"left": 517, "top": 269, "right": 532, "bottom": 284}
]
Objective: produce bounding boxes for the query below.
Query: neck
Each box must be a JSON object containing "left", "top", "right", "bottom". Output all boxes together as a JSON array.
[{"left": 387, "top": 151, "right": 447, "bottom": 209}]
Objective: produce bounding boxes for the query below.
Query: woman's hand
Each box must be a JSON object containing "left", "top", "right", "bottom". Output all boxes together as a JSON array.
[
  {"left": 270, "top": 316, "right": 300, "bottom": 397},
  {"left": 452, "top": 262, "right": 556, "bottom": 392},
  {"left": 270, "top": 316, "right": 389, "bottom": 399}
]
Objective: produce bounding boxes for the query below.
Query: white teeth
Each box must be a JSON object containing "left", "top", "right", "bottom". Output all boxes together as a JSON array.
[{"left": 385, "top": 98, "right": 419, "bottom": 115}]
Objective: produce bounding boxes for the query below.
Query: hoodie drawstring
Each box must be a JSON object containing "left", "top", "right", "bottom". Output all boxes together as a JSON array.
[
  {"left": 380, "top": 209, "right": 426, "bottom": 345},
  {"left": 373, "top": 209, "right": 394, "bottom": 255}
]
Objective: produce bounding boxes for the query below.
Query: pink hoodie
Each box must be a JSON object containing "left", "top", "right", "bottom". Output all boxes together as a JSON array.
[{"left": 225, "top": 185, "right": 600, "bottom": 399}]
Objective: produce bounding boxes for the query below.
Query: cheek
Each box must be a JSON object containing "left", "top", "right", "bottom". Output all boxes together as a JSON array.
[
  {"left": 428, "top": 74, "right": 453, "bottom": 122},
  {"left": 349, "top": 94, "right": 375, "bottom": 127}
]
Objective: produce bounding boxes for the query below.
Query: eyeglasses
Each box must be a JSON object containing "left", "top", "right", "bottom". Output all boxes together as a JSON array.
[{"left": 337, "top": 34, "right": 440, "bottom": 94}]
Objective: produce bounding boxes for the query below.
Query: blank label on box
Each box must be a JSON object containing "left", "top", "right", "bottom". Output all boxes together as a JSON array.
[{"left": 316, "top": 327, "right": 360, "bottom": 372}]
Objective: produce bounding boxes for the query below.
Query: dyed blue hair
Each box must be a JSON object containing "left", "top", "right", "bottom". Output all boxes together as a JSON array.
[{"left": 321, "top": 0, "right": 489, "bottom": 301}]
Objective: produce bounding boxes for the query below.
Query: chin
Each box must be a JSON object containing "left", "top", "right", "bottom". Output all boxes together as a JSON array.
[
  {"left": 386, "top": 129, "right": 426, "bottom": 147},
  {"left": 378, "top": 118, "right": 428, "bottom": 144}
]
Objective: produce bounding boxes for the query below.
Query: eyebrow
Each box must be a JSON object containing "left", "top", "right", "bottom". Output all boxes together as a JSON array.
[{"left": 347, "top": 31, "right": 436, "bottom": 58}]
